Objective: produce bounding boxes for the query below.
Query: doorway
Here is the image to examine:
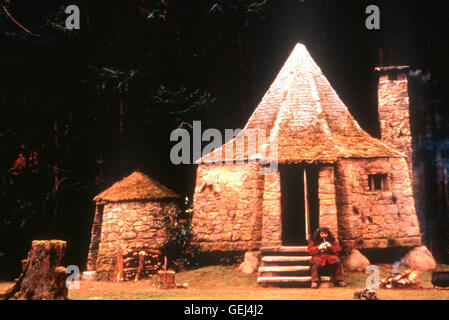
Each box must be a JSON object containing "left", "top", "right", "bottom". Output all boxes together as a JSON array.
[{"left": 280, "top": 165, "right": 319, "bottom": 245}]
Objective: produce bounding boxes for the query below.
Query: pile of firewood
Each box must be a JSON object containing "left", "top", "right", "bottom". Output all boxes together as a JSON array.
[
  {"left": 381, "top": 270, "right": 419, "bottom": 289},
  {"left": 116, "top": 246, "right": 163, "bottom": 282}
]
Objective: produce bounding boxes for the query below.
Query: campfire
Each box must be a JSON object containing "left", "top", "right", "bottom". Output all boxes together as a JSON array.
[{"left": 381, "top": 270, "right": 419, "bottom": 289}]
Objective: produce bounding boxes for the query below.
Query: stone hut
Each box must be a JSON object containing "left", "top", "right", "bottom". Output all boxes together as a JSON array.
[
  {"left": 192, "top": 43, "right": 422, "bottom": 252},
  {"left": 86, "top": 171, "right": 180, "bottom": 280}
]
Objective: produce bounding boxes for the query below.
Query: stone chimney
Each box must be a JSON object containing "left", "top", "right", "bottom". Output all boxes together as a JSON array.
[{"left": 375, "top": 66, "right": 413, "bottom": 169}]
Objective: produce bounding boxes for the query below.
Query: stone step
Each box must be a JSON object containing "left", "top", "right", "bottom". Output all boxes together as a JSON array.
[
  {"left": 258, "top": 266, "right": 310, "bottom": 273},
  {"left": 260, "top": 246, "right": 308, "bottom": 253},
  {"left": 257, "top": 276, "right": 311, "bottom": 283},
  {"left": 262, "top": 256, "right": 311, "bottom": 263},
  {"left": 257, "top": 276, "right": 332, "bottom": 283}
]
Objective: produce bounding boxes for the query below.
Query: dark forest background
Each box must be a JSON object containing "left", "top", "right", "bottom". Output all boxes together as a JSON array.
[{"left": 0, "top": 0, "right": 448, "bottom": 279}]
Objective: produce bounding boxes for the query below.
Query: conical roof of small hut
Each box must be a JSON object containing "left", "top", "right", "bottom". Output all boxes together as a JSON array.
[
  {"left": 94, "top": 171, "right": 180, "bottom": 203},
  {"left": 198, "top": 43, "right": 402, "bottom": 164}
]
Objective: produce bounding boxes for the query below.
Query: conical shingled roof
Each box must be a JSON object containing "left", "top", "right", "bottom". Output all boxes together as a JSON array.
[
  {"left": 199, "top": 43, "right": 402, "bottom": 164},
  {"left": 94, "top": 171, "right": 180, "bottom": 203}
]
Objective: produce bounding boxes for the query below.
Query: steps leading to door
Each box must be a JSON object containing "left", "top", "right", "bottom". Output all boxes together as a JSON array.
[
  {"left": 258, "top": 265, "right": 310, "bottom": 272},
  {"left": 257, "top": 276, "right": 331, "bottom": 283},
  {"left": 262, "top": 256, "right": 311, "bottom": 263},
  {"left": 257, "top": 276, "right": 311, "bottom": 283},
  {"left": 260, "top": 246, "right": 308, "bottom": 253},
  {"left": 257, "top": 246, "right": 332, "bottom": 286}
]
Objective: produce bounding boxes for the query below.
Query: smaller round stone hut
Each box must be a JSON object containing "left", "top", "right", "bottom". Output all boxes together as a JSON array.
[{"left": 86, "top": 171, "right": 181, "bottom": 280}]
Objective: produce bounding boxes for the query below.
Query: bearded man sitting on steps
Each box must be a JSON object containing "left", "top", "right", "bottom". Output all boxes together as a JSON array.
[{"left": 307, "top": 227, "right": 346, "bottom": 289}]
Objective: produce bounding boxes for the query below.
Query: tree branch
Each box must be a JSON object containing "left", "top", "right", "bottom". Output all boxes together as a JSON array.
[{"left": 0, "top": 1, "right": 35, "bottom": 36}]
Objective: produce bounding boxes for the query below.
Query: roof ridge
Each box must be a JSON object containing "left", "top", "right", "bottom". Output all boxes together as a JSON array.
[
  {"left": 305, "top": 56, "right": 345, "bottom": 158},
  {"left": 265, "top": 50, "right": 304, "bottom": 162}
]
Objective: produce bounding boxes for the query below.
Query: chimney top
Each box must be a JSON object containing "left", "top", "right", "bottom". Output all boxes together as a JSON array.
[
  {"left": 375, "top": 66, "right": 409, "bottom": 81},
  {"left": 375, "top": 65, "right": 410, "bottom": 73}
]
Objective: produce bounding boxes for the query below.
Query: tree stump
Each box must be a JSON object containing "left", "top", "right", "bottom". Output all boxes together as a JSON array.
[
  {"left": 1, "top": 240, "right": 68, "bottom": 300},
  {"left": 157, "top": 270, "right": 176, "bottom": 289}
]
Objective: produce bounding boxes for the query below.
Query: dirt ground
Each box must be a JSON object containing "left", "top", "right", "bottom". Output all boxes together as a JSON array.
[
  {"left": 66, "top": 281, "right": 449, "bottom": 300},
  {"left": 1, "top": 264, "right": 449, "bottom": 300}
]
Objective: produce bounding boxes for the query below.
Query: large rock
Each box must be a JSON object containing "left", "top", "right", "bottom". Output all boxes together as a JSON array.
[
  {"left": 82, "top": 271, "right": 97, "bottom": 281},
  {"left": 400, "top": 246, "right": 436, "bottom": 271},
  {"left": 237, "top": 251, "right": 261, "bottom": 275},
  {"left": 343, "top": 249, "right": 370, "bottom": 272}
]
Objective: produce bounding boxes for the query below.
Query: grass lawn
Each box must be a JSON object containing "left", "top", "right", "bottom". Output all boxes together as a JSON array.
[
  {"left": 66, "top": 264, "right": 449, "bottom": 300},
  {"left": 2, "top": 264, "right": 449, "bottom": 300}
]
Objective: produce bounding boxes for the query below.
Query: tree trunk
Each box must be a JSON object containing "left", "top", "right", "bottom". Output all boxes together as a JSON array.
[
  {"left": 1, "top": 240, "right": 68, "bottom": 300},
  {"left": 53, "top": 119, "right": 60, "bottom": 188},
  {"left": 119, "top": 99, "right": 125, "bottom": 150}
]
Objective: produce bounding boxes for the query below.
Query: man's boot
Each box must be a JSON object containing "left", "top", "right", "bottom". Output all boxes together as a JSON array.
[{"left": 334, "top": 281, "right": 346, "bottom": 287}]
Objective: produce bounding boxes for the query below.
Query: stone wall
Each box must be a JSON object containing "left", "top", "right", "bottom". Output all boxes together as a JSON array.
[
  {"left": 192, "top": 162, "right": 265, "bottom": 251},
  {"left": 318, "top": 166, "right": 338, "bottom": 237},
  {"left": 86, "top": 205, "right": 104, "bottom": 271},
  {"left": 335, "top": 157, "right": 421, "bottom": 249},
  {"left": 261, "top": 169, "right": 282, "bottom": 247},
  {"left": 377, "top": 68, "right": 428, "bottom": 251},
  {"left": 95, "top": 201, "right": 178, "bottom": 280},
  {"left": 378, "top": 72, "right": 412, "bottom": 168}
]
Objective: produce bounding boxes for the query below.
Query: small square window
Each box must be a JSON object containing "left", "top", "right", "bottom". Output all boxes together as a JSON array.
[{"left": 369, "top": 174, "right": 387, "bottom": 191}]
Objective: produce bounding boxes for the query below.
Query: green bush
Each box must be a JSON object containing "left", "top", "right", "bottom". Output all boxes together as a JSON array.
[{"left": 153, "top": 197, "right": 201, "bottom": 270}]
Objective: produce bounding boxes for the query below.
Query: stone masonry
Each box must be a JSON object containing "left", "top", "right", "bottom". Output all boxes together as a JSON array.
[
  {"left": 318, "top": 166, "right": 339, "bottom": 238},
  {"left": 193, "top": 164, "right": 340, "bottom": 249},
  {"left": 377, "top": 67, "right": 413, "bottom": 170},
  {"left": 192, "top": 157, "right": 422, "bottom": 251},
  {"left": 95, "top": 201, "right": 178, "bottom": 280},
  {"left": 335, "top": 157, "right": 421, "bottom": 249},
  {"left": 192, "top": 162, "right": 265, "bottom": 251},
  {"left": 261, "top": 169, "right": 282, "bottom": 247}
]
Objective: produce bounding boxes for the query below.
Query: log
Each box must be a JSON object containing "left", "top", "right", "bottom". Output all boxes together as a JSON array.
[
  {"left": 115, "top": 249, "right": 124, "bottom": 282},
  {"left": 1, "top": 240, "right": 68, "bottom": 300},
  {"left": 134, "top": 252, "right": 145, "bottom": 282},
  {"left": 157, "top": 270, "right": 176, "bottom": 289},
  {"left": 304, "top": 169, "right": 310, "bottom": 241}
]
